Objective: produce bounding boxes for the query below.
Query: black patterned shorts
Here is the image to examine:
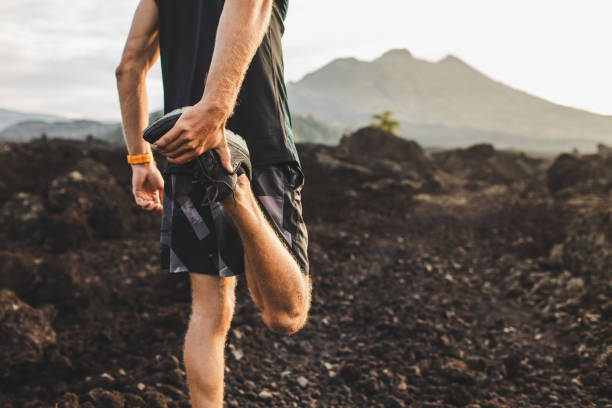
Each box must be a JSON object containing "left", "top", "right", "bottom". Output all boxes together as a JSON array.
[{"left": 160, "top": 162, "right": 308, "bottom": 277}]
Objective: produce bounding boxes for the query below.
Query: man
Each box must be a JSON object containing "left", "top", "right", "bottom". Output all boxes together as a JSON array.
[{"left": 115, "top": 0, "right": 311, "bottom": 406}]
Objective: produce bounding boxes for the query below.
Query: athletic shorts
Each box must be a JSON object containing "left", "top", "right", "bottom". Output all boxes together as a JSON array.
[{"left": 159, "top": 162, "right": 309, "bottom": 277}]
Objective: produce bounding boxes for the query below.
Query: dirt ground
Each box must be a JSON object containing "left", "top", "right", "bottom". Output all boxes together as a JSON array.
[{"left": 0, "top": 130, "right": 610, "bottom": 407}]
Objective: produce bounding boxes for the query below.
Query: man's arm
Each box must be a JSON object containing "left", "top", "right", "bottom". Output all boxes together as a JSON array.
[
  {"left": 116, "top": 0, "right": 164, "bottom": 211},
  {"left": 153, "top": 0, "right": 273, "bottom": 167},
  {"left": 116, "top": 0, "right": 159, "bottom": 156}
]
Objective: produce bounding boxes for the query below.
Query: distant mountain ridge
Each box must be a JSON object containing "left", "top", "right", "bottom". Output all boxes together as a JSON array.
[
  {"left": 0, "top": 119, "right": 118, "bottom": 143},
  {"left": 0, "top": 108, "right": 121, "bottom": 143},
  {"left": 287, "top": 49, "right": 612, "bottom": 152},
  {"left": 0, "top": 108, "right": 66, "bottom": 132}
]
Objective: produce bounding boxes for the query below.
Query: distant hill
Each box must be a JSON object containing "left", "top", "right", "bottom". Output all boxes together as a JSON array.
[
  {"left": 0, "top": 120, "right": 118, "bottom": 142},
  {"left": 0, "top": 108, "right": 65, "bottom": 131},
  {"left": 105, "top": 110, "right": 164, "bottom": 144},
  {"left": 106, "top": 111, "right": 343, "bottom": 146},
  {"left": 291, "top": 114, "right": 344, "bottom": 145},
  {"left": 287, "top": 49, "right": 612, "bottom": 152}
]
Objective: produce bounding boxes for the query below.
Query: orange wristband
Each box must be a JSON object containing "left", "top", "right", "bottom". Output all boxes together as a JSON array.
[{"left": 126, "top": 153, "right": 152, "bottom": 165}]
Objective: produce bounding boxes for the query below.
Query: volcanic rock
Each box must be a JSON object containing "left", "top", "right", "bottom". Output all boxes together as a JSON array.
[
  {"left": 30, "top": 253, "right": 107, "bottom": 309},
  {"left": 56, "top": 392, "right": 80, "bottom": 408},
  {"left": 47, "top": 159, "right": 134, "bottom": 240},
  {"left": 0, "top": 192, "right": 45, "bottom": 241},
  {"left": 561, "top": 202, "right": 612, "bottom": 282},
  {"left": 433, "top": 143, "right": 543, "bottom": 189},
  {"left": 0, "top": 134, "right": 611, "bottom": 407},
  {"left": 88, "top": 388, "right": 124, "bottom": 408},
  {"left": 339, "top": 126, "right": 435, "bottom": 175},
  {"left": 0, "top": 251, "right": 38, "bottom": 297},
  {"left": 0, "top": 289, "right": 56, "bottom": 379},
  {"left": 547, "top": 151, "right": 612, "bottom": 195}
]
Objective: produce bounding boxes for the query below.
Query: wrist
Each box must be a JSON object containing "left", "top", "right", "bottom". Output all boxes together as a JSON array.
[
  {"left": 195, "top": 98, "right": 232, "bottom": 122},
  {"left": 127, "top": 145, "right": 151, "bottom": 155},
  {"left": 127, "top": 152, "right": 154, "bottom": 166},
  {"left": 130, "top": 161, "right": 157, "bottom": 171}
]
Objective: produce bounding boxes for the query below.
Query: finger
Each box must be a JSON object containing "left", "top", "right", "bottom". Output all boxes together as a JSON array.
[
  {"left": 161, "top": 132, "right": 191, "bottom": 154},
  {"left": 165, "top": 142, "right": 195, "bottom": 159},
  {"left": 136, "top": 198, "right": 153, "bottom": 210},
  {"left": 215, "top": 143, "right": 232, "bottom": 173},
  {"left": 153, "top": 187, "right": 163, "bottom": 211},
  {"left": 167, "top": 151, "right": 196, "bottom": 164},
  {"left": 153, "top": 124, "right": 182, "bottom": 150},
  {"left": 143, "top": 200, "right": 156, "bottom": 210}
]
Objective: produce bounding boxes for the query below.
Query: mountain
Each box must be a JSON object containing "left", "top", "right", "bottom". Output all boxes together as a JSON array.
[
  {"left": 0, "top": 120, "right": 118, "bottom": 142},
  {"left": 287, "top": 49, "right": 612, "bottom": 152},
  {"left": 0, "top": 108, "right": 66, "bottom": 131}
]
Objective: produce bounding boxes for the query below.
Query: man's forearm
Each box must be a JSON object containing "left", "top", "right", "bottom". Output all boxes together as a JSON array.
[
  {"left": 200, "top": 0, "right": 273, "bottom": 115},
  {"left": 116, "top": 0, "right": 160, "bottom": 156},
  {"left": 116, "top": 69, "right": 152, "bottom": 155}
]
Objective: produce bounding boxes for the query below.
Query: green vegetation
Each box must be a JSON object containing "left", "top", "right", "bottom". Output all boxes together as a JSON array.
[{"left": 371, "top": 110, "right": 399, "bottom": 135}]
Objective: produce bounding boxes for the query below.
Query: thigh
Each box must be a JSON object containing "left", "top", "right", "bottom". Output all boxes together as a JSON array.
[
  {"left": 251, "top": 163, "right": 309, "bottom": 275},
  {"left": 160, "top": 171, "right": 244, "bottom": 277}
]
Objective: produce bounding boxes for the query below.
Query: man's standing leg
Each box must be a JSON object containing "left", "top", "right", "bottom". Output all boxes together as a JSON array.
[
  {"left": 183, "top": 274, "right": 236, "bottom": 408},
  {"left": 222, "top": 174, "right": 311, "bottom": 335}
]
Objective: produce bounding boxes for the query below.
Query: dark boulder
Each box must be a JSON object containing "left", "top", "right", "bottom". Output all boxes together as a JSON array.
[
  {"left": 0, "top": 289, "right": 56, "bottom": 380},
  {"left": 0, "top": 251, "right": 38, "bottom": 297},
  {"left": 47, "top": 159, "right": 134, "bottom": 240},
  {"left": 339, "top": 126, "right": 435, "bottom": 175},
  {"left": 433, "top": 143, "right": 544, "bottom": 188},
  {"left": 41, "top": 207, "right": 92, "bottom": 252},
  {"left": 547, "top": 152, "right": 612, "bottom": 195},
  {"left": 561, "top": 203, "right": 612, "bottom": 283},
  {"left": 0, "top": 192, "right": 45, "bottom": 241}
]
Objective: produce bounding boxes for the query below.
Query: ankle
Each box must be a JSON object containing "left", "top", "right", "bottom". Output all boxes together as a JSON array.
[{"left": 221, "top": 174, "right": 257, "bottom": 214}]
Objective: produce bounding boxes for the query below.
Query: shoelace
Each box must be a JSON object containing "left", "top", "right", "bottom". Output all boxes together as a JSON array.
[{"left": 191, "top": 154, "right": 236, "bottom": 206}]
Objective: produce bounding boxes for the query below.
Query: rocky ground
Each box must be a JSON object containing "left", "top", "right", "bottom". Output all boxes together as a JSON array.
[{"left": 0, "top": 128, "right": 610, "bottom": 407}]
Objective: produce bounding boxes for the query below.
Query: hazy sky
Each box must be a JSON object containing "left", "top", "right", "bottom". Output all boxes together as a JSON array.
[{"left": 0, "top": 0, "right": 610, "bottom": 121}]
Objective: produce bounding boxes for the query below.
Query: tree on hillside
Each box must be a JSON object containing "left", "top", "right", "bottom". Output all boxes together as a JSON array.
[{"left": 372, "top": 110, "right": 399, "bottom": 135}]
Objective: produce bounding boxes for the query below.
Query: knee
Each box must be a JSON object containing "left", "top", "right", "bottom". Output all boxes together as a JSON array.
[
  {"left": 189, "top": 296, "right": 235, "bottom": 336},
  {"left": 263, "top": 308, "right": 308, "bottom": 336}
]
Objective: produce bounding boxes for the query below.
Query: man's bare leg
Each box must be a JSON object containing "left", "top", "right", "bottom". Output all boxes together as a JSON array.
[
  {"left": 222, "top": 174, "right": 311, "bottom": 335},
  {"left": 184, "top": 273, "right": 236, "bottom": 408}
]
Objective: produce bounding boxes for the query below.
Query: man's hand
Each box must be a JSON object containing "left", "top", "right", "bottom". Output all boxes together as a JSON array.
[
  {"left": 131, "top": 162, "right": 164, "bottom": 211},
  {"left": 152, "top": 103, "right": 233, "bottom": 173}
]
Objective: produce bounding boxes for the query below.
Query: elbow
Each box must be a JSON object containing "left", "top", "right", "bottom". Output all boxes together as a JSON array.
[
  {"left": 115, "top": 57, "right": 143, "bottom": 81},
  {"left": 115, "top": 62, "right": 134, "bottom": 81}
]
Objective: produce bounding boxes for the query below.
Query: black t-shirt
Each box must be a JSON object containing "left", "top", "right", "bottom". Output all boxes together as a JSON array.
[{"left": 154, "top": 0, "right": 299, "bottom": 172}]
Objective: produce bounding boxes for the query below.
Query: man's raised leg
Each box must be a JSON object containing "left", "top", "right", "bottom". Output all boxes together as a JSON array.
[
  {"left": 184, "top": 273, "right": 236, "bottom": 408},
  {"left": 222, "top": 174, "right": 311, "bottom": 335}
]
